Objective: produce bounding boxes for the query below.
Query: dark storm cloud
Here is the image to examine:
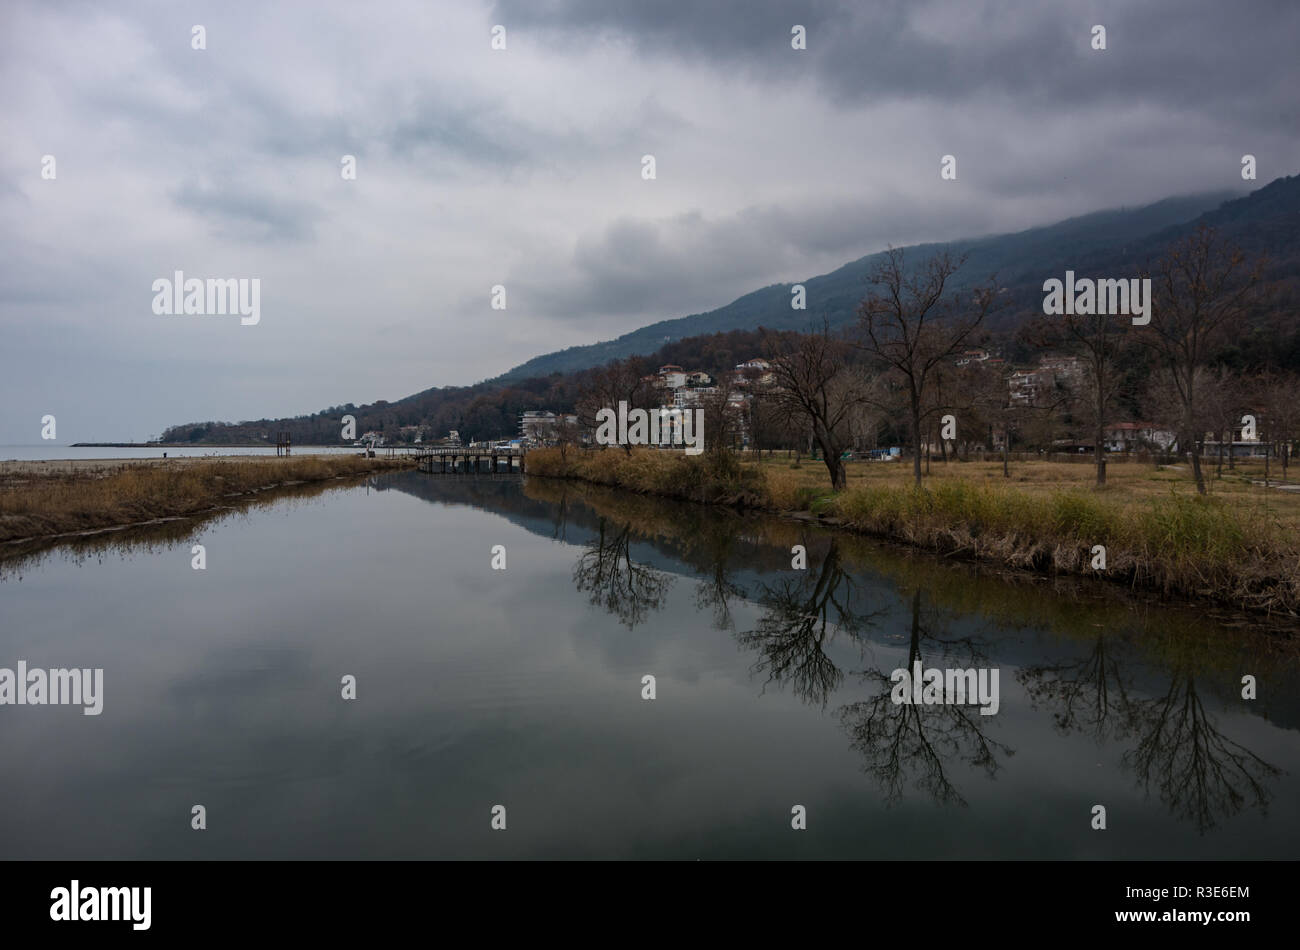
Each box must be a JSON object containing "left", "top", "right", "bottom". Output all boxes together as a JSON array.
[
  {"left": 492, "top": 0, "right": 1300, "bottom": 123},
  {"left": 517, "top": 194, "right": 1000, "bottom": 322},
  {"left": 386, "top": 97, "right": 530, "bottom": 167},
  {"left": 4, "top": 0, "right": 1298, "bottom": 443},
  {"left": 173, "top": 180, "right": 323, "bottom": 244}
]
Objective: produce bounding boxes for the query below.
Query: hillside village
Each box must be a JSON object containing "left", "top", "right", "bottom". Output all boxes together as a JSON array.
[{"left": 499, "top": 348, "right": 1273, "bottom": 461}]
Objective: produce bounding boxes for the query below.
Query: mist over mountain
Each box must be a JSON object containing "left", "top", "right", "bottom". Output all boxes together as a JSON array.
[
  {"left": 494, "top": 188, "right": 1257, "bottom": 381},
  {"left": 163, "top": 175, "right": 1300, "bottom": 445}
]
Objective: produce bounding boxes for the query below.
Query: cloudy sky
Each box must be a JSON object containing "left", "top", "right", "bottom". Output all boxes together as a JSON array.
[{"left": 3, "top": 0, "right": 1298, "bottom": 443}]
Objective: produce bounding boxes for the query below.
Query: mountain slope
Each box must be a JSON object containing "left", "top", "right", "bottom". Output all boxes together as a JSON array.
[
  {"left": 496, "top": 190, "right": 1245, "bottom": 381},
  {"left": 164, "top": 176, "right": 1300, "bottom": 445}
]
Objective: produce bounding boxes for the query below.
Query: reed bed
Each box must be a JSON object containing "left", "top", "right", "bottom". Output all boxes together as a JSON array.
[
  {"left": 525, "top": 447, "right": 1300, "bottom": 615},
  {"left": 0, "top": 455, "right": 410, "bottom": 544}
]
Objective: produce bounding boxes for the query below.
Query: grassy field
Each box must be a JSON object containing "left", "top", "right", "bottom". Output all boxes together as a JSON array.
[
  {"left": 0, "top": 454, "right": 412, "bottom": 546},
  {"left": 759, "top": 453, "right": 1300, "bottom": 514},
  {"left": 525, "top": 447, "right": 1300, "bottom": 617}
]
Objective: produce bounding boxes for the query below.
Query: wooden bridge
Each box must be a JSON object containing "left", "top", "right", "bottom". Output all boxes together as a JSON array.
[{"left": 415, "top": 446, "right": 526, "bottom": 474}]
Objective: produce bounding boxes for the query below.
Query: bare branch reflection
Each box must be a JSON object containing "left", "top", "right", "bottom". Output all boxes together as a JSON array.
[
  {"left": 1020, "top": 632, "right": 1284, "bottom": 833},
  {"left": 1018, "top": 631, "right": 1135, "bottom": 742},
  {"left": 1125, "top": 671, "right": 1282, "bottom": 834},
  {"left": 737, "top": 538, "right": 878, "bottom": 709},
  {"left": 839, "top": 589, "right": 1013, "bottom": 807},
  {"left": 572, "top": 516, "right": 673, "bottom": 629}
]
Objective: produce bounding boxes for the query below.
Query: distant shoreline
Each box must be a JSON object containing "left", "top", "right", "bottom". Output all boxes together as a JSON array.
[{"left": 69, "top": 442, "right": 350, "bottom": 448}]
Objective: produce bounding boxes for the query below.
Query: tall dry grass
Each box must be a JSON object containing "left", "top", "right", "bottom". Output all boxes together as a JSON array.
[
  {"left": 527, "top": 447, "right": 1300, "bottom": 614},
  {"left": 0, "top": 455, "right": 410, "bottom": 543},
  {"left": 526, "top": 447, "right": 767, "bottom": 506}
]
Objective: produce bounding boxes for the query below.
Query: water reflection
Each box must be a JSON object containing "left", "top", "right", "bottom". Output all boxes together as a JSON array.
[
  {"left": 1022, "top": 640, "right": 1283, "bottom": 833},
  {"left": 520, "top": 476, "right": 1292, "bottom": 830},
  {"left": 574, "top": 517, "right": 674, "bottom": 629},
  {"left": 840, "top": 589, "right": 1013, "bottom": 807},
  {"left": 0, "top": 475, "right": 357, "bottom": 579},
  {"left": 738, "top": 538, "right": 876, "bottom": 709},
  {"left": 3, "top": 469, "right": 1296, "bottom": 856}
]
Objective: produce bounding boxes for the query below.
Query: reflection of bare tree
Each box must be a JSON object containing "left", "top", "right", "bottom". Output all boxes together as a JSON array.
[
  {"left": 839, "top": 589, "right": 1012, "bottom": 807},
  {"left": 549, "top": 487, "right": 572, "bottom": 543},
  {"left": 683, "top": 519, "right": 749, "bottom": 632},
  {"left": 1018, "top": 633, "right": 1134, "bottom": 742},
  {"left": 1125, "top": 672, "right": 1281, "bottom": 834},
  {"left": 695, "top": 559, "right": 746, "bottom": 632},
  {"left": 1020, "top": 632, "right": 1283, "bottom": 833},
  {"left": 572, "top": 517, "right": 672, "bottom": 629},
  {"left": 737, "top": 538, "right": 876, "bottom": 708}
]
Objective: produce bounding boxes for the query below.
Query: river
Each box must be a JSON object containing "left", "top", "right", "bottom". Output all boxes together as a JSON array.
[{"left": 0, "top": 470, "right": 1296, "bottom": 858}]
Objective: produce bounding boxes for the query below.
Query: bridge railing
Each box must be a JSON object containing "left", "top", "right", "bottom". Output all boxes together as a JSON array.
[{"left": 415, "top": 446, "right": 525, "bottom": 455}]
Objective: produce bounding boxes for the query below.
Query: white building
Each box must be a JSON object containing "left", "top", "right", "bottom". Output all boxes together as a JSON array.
[
  {"left": 1102, "top": 422, "right": 1176, "bottom": 452},
  {"left": 674, "top": 387, "right": 714, "bottom": 408},
  {"left": 658, "top": 364, "right": 687, "bottom": 389},
  {"left": 519, "top": 410, "right": 559, "bottom": 441}
]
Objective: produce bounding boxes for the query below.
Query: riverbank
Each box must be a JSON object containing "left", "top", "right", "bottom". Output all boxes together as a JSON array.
[
  {"left": 69, "top": 442, "right": 277, "bottom": 448},
  {"left": 0, "top": 455, "right": 413, "bottom": 547},
  {"left": 523, "top": 448, "right": 1300, "bottom": 617}
]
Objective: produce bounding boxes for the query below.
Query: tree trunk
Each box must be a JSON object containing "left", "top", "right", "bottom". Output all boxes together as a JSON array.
[
  {"left": 824, "top": 454, "right": 846, "bottom": 491},
  {"left": 816, "top": 433, "right": 846, "bottom": 491},
  {"left": 1002, "top": 435, "right": 1010, "bottom": 478},
  {"left": 910, "top": 401, "right": 923, "bottom": 489},
  {"left": 1191, "top": 439, "right": 1206, "bottom": 494},
  {"left": 1094, "top": 421, "right": 1106, "bottom": 487}
]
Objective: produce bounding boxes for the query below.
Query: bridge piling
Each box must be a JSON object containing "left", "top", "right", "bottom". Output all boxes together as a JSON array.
[{"left": 414, "top": 445, "right": 527, "bottom": 476}]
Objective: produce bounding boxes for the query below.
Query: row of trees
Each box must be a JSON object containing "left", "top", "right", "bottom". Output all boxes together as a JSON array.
[
  {"left": 164, "top": 226, "right": 1286, "bottom": 484},
  {"left": 748, "top": 225, "right": 1278, "bottom": 492}
]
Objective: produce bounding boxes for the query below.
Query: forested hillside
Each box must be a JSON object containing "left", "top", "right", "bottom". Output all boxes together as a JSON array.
[{"left": 163, "top": 177, "right": 1300, "bottom": 445}]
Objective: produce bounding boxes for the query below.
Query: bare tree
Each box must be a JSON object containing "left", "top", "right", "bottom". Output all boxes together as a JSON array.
[
  {"left": 968, "top": 363, "right": 1021, "bottom": 477},
  {"left": 574, "top": 358, "right": 653, "bottom": 455},
  {"left": 553, "top": 414, "right": 580, "bottom": 460},
  {"left": 745, "top": 390, "right": 784, "bottom": 459},
  {"left": 857, "top": 248, "right": 999, "bottom": 487},
  {"left": 1199, "top": 367, "right": 1245, "bottom": 477},
  {"left": 699, "top": 372, "right": 741, "bottom": 456},
  {"left": 1257, "top": 371, "right": 1300, "bottom": 483},
  {"left": 524, "top": 418, "right": 550, "bottom": 445},
  {"left": 1062, "top": 315, "right": 1128, "bottom": 487},
  {"left": 1143, "top": 226, "right": 1264, "bottom": 494},
  {"left": 763, "top": 324, "right": 872, "bottom": 491}
]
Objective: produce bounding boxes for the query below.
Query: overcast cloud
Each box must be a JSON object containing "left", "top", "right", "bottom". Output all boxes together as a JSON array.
[{"left": 2, "top": 0, "right": 1298, "bottom": 442}]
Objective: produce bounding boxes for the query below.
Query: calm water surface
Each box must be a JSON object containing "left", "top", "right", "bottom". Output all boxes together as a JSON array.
[{"left": 1, "top": 471, "right": 1297, "bottom": 859}]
